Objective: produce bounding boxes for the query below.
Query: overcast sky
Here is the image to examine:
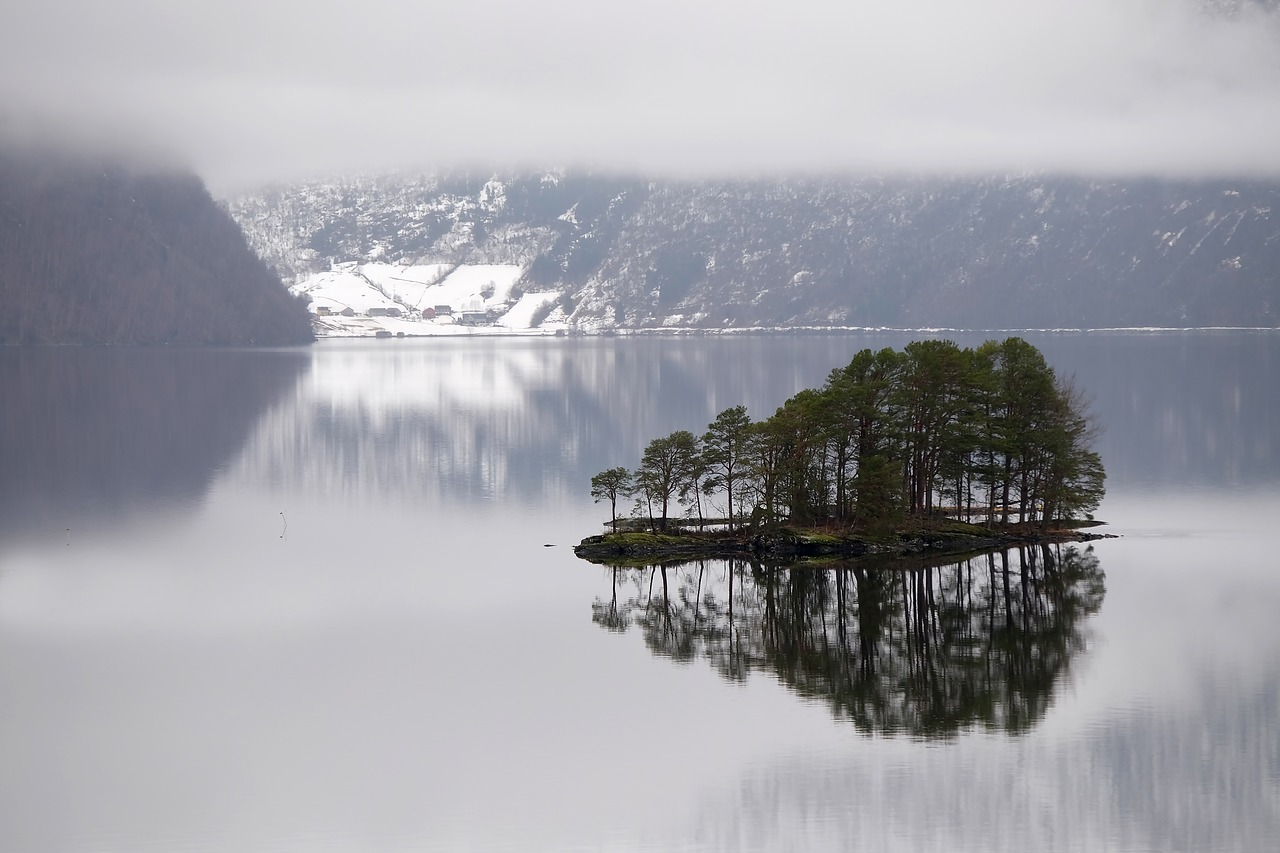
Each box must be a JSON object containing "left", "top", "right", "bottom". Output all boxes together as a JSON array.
[{"left": 3, "top": 0, "right": 1279, "bottom": 192}]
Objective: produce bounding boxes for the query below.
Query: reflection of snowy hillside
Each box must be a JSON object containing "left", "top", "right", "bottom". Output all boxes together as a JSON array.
[{"left": 289, "top": 262, "right": 568, "bottom": 337}]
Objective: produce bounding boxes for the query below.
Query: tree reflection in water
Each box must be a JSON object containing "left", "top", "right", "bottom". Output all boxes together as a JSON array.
[{"left": 592, "top": 545, "right": 1105, "bottom": 737}]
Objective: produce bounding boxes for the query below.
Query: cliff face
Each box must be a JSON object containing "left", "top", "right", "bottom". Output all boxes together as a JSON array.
[
  {"left": 0, "top": 150, "right": 313, "bottom": 345},
  {"left": 232, "top": 172, "right": 1280, "bottom": 330}
]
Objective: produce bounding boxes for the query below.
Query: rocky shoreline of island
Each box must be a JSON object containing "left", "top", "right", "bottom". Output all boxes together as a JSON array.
[{"left": 573, "top": 521, "right": 1115, "bottom": 567}]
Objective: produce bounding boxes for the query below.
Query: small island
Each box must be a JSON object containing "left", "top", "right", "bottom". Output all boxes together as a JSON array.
[{"left": 577, "top": 337, "right": 1111, "bottom": 567}]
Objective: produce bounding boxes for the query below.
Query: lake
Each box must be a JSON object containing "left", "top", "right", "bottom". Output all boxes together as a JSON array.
[{"left": 1, "top": 331, "right": 1278, "bottom": 852}]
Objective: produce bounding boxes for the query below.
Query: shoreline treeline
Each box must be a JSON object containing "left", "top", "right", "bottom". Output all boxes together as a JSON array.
[{"left": 592, "top": 337, "right": 1106, "bottom": 533}]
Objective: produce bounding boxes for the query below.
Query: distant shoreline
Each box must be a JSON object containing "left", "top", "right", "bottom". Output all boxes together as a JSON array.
[{"left": 313, "top": 323, "right": 1280, "bottom": 340}]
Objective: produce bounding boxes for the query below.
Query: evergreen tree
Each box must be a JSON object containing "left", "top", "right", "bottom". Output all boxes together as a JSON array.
[
  {"left": 590, "top": 467, "right": 633, "bottom": 533},
  {"left": 702, "top": 405, "right": 753, "bottom": 532},
  {"left": 595, "top": 338, "right": 1105, "bottom": 535},
  {"left": 636, "top": 430, "right": 699, "bottom": 532}
]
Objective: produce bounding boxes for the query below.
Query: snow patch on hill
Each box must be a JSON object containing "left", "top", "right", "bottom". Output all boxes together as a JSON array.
[
  {"left": 498, "top": 291, "right": 561, "bottom": 329},
  {"left": 290, "top": 261, "right": 570, "bottom": 337},
  {"left": 291, "top": 268, "right": 403, "bottom": 314},
  {"left": 358, "top": 262, "right": 453, "bottom": 309},
  {"left": 429, "top": 264, "right": 524, "bottom": 310}
]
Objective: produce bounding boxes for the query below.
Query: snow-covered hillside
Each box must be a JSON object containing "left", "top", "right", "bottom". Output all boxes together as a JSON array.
[
  {"left": 289, "top": 261, "right": 569, "bottom": 337},
  {"left": 231, "top": 172, "right": 1280, "bottom": 331}
]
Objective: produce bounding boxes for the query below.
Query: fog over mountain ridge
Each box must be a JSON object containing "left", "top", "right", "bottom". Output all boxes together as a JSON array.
[{"left": 5, "top": 0, "right": 1279, "bottom": 189}]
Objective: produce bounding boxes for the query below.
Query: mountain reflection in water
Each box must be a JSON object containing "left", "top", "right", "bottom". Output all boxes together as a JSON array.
[
  {"left": 0, "top": 348, "right": 309, "bottom": 542},
  {"left": 595, "top": 544, "right": 1104, "bottom": 737}
]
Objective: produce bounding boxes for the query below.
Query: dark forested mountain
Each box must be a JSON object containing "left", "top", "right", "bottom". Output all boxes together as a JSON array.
[
  {"left": 0, "top": 149, "right": 313, "bottom": 345},
  {"left": 231, "top": 172, "right": 1280, "bottom": 330}
]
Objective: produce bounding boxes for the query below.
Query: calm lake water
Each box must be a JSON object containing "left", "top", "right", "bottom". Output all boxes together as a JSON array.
[{"left": 1, "top": 331, "right": 1278, "bottom": 852}]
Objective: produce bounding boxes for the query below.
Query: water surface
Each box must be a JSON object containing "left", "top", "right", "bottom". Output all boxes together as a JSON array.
[{"left": 1, "top": 332, "right": 1277, "bottom": 852}]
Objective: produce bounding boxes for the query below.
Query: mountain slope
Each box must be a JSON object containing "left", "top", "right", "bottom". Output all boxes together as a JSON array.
[
  {"left": 0, "top": 149, "right": 314, "bottom": 345},
  {"left": 230, "top": 172, "right": 1280, "bottom": 330}
]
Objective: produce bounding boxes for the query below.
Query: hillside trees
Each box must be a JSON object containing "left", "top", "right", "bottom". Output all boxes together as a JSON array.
[{"left": 590, "top": 338, "right": 1105, "bottom": 533}]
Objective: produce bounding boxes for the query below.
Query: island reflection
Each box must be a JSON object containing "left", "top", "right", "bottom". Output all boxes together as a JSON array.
[{"left": 594, "top": 544, "right": 1104, "bottom": 737}]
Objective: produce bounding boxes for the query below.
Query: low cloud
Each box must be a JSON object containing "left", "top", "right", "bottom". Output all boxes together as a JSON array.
[{"left": 3, "top": 0, "right": 1279, "bottom": 191}]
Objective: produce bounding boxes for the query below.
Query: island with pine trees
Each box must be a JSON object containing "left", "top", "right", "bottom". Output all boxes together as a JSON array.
[{"left": 576, "top": 338, "right": 1112, "bottom": 566}]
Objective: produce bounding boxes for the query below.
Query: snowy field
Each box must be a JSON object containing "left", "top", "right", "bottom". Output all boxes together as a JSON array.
[
  {"left": 291, "top": 269, "right": 403, "bottom": 315},
  {"left": 357, "top": 263, "right": 453, "bottom": 310},
  {"left": 292, "top": 263, "right": 569, "bottom": 337},
  {"left": 497, "top": 292, "right": 562, "bottom": 329},
  {"left": 311, "top": 315, "right": 569, "bottom": 338},
  {"left": 421, "top": 264, "right": 525, "bottom": 312}
]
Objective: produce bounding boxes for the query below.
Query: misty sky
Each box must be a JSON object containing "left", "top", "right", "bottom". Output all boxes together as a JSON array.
[{"left": 3, "top": 0, "right": 1280, "bottom": 192}]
